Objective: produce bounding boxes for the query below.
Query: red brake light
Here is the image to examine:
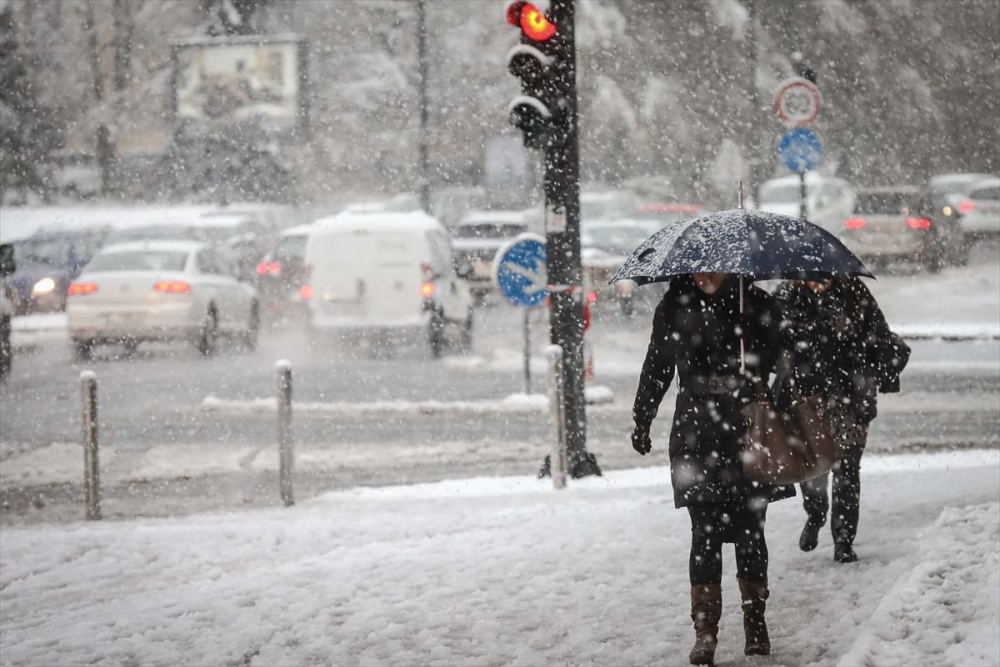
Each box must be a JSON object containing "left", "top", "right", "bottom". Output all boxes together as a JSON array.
[
  {"left": 299, "top": 285, "right": 313, "bottom": 300},
  {"left": 421, "top": 282, "right": 436, "bottom": 298},
  {"left": 268, "top": 262, "right": 281, "bottom": 275},
  {"left": 906, "top": 217, "right": 932, "bottom": 229},
  {"left": 154, "top": 281, "right": 191, "bottom": 293},
  {"left": 68, "top": 282, "right": 98, "bottom": 296},
  {"left": 587, "top": 291, "right": 598, "bottom": 304},
  {"left": 845, "top": 217, "right": 866, "bottom": 229},
  {"left": 957, "top": 200, "right": 976, "bottom": 214},
  {"left": 257, "top": 262, "right": 268, "bottom": 276},
  {"left": 520, "top": 3, "right": 556, "bottom": 40}
]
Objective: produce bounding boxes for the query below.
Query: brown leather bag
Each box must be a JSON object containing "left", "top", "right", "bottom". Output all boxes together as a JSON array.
[{"left": 740, "top": 384, "right": 840, "bottom": 486}]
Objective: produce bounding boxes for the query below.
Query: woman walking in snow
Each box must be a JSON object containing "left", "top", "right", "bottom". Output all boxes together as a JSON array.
[
  {"left": 631, "top": 271, "right": 795, "bottom": 665},
  {"left": 772, "top": 275, "right": 902, "bottom": 564}
]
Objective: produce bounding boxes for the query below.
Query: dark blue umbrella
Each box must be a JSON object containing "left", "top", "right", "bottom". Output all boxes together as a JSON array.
[{"left": 610, "top": 208, "right": 873, "bottom": 285}]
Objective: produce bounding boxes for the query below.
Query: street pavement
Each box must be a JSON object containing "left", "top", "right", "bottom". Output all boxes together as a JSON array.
[{"left": 1, "top": 277, "right": 998, "bottom": 525}]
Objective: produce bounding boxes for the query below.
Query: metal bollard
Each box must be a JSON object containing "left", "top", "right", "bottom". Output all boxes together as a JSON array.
[
  {"left": 80, "top": 370, "right": 101, "bottom": 520},
  {"left": 546, "top": 345, "right": 567, "bottom": 490},
  {"left": 276, "top": 360, "right": 294, "bottom": 507}
]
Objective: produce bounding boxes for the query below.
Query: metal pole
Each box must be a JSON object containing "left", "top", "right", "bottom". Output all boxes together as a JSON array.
[
  {"left": 80, "top": 370, "right": 101, "bottom": 520},
  {"left": 276, "top": 360, "right": 294, "bottom": 507},
  {"left": 546, "top": 345, "right": 567, "bottom": 489},
  {"left": 800, "top": 170, "right": 808, "bottom": 220},
  {"left": 416, "top": 0, "right": 430, "bottom": 213},
  {"left": 545, "top": 0, "right": 599, "bottom": 478},
  {"left": 523, "top": 307, "right": 532, "bottom": 394}
]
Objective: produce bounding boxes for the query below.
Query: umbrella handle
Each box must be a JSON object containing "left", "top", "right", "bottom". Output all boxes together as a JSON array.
[{"left": 739, "top": 275, "right": 745, "bottom": 375}]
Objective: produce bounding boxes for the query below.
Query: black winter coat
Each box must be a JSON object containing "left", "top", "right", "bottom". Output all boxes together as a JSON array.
[
  {"left": 632, "top": 276, "right": 796, "bottom": 509},
  {"left": 773, "top": 277, "right": 893, "bottom": 423}
]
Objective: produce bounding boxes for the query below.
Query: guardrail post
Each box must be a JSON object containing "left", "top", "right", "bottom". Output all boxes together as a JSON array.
[
  {"left": 80, "top": 370, "right": 101, "bottom": 520},
  {"left": 276, "top": 360, "right": 294, "bottom": 507},
  {"left": 546, "top": 345, "right": 567, "bottom": 490}
]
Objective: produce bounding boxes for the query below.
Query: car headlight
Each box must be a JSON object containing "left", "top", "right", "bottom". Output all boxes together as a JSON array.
[{"left": 32, "top": 277, "right": 56, "bottom": 294}]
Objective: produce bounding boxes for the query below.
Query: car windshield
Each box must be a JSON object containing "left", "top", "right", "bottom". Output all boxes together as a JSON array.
[
  {"left": 86, "top": 251, "right": 189, "bottom": 273},
  {"left": 14, "top": 239, "right": 72, "bottom": 265},
  {"left": 454, "top": 224, "right": 525, "bottom": 239},
  {"left": 275, "top": 235, "right": 308, "bottom": 260},
  {"left": 583, "top": 225, "right": 652, "bottom": 254},
  {"left": 759, "top": 184, "right": 801, "bottom": 203},
  {"left": 970, "top": 186, "right": 999, "bottom": 200},
  {"left": 855, "top": 192, "right": 923, "bottom": 215}
]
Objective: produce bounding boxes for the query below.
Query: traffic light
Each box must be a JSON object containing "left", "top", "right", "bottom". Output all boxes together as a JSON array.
[{"left": 505, "top": 1, "right": 569, "bottom": 150}]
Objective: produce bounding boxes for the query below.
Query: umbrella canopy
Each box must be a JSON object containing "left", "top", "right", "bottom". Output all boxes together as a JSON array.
[{"left": 610, "top": 209, "right": 873, "bottom": 285}]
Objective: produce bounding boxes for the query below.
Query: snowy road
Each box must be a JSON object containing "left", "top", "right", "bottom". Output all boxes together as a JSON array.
[
  {"left": 2, "top": 258, "right": 998, "bottom": 524},
  {"left": 1, "top": 450, "right": 997, "bottom": 666}
]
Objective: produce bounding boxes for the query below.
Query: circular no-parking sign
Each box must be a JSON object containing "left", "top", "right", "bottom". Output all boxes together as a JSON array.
[{"left": 774, "top": 76, "right": 822, "bottom": 128}]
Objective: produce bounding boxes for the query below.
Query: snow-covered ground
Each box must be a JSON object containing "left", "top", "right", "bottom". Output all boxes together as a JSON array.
[{"left": 1, "top": 449, "right": 997, "bottom": 666}]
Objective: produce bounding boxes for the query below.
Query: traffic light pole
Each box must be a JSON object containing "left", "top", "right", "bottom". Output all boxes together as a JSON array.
[{"left": 544, "top": 0, "right": 600, "bottom": 478}]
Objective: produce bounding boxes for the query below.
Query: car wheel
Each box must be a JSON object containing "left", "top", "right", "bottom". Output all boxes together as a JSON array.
[
  {"left": 242, "top": 304, "right": 260, "bottom": 352},
  {"left": 0, "top": 318, "right": 11, "bottom": 381},
  {"left": 429, "top": 309, "right": 445, "bottom": 359},
  {"left": 73, "top": 339, "right": 94, "bottom": 362},
  {"left": 196, "top": 309, "right": 219, "bottom": 357}
]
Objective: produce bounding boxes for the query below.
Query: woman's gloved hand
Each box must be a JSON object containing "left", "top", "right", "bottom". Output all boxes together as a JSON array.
[{"left": 632, "top": 426, "right": 652, "bottom": 455}]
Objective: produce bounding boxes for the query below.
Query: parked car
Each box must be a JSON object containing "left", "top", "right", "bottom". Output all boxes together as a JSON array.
[
  {"left": 758, "top": 174, "right": 856, "bottom": 234},
  {"left": 838, "top": 186, "right": 946, "bottom": 272},
  {"left": 303, "top": 211, "right": 473, "bottom": 358},
  {"left": 66, "top": 241, "right": 259, "bottom": 360},
  {"left": 451, "top": 210, "right": 529, "bottom": 303},
  {"left": 951, "top": 177, "right": 1000, "bottom": 240},
  {"left": 927, "top": 172, "right": 997, "bottom": 258},
  {"left": 581, "top": 219, "right": 662, "bottom": 317},
  {"left": 255, "top": 223, "right": 314, "bottom": 324},
  {"left": 631, "top": 203, "right": 708, "bottom": 226},
  {"left": 0, "top": 243, "right": 16, "bottom": 380},
  {"left": 8, "top": 228, "right": 109, "bottom": 314}
]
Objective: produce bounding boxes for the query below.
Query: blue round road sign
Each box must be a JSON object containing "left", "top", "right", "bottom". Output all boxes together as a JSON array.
[
  {"left": 778, "top": 128, "right": 822, "bottom": 173},
  {"left": 494, "top": 234, "right": 547, "bottom": 307}
]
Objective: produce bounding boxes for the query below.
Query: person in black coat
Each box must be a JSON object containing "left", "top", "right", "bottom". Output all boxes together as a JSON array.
[
  {"left": 773, "top": 275, "right": 900, "bottom": 564},
  {"left": 631, "top": 272, "right": 794, "bottom": 665}
]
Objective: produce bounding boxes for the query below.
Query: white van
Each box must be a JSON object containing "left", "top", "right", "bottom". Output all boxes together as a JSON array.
[
  {"left": 758, "top": 174, "right": 856, "bottom": 234},
  {"left": 303, "top": 211, "right": 473, "bottom": 357}
]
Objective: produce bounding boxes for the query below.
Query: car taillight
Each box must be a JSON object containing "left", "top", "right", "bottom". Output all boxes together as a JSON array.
[
  {"left": 957, "top": 200, "right": 976, "bottom": 214},
  {"left": 299, "top": 285, "right": 313, "bottom": 300},
  {"left": 421, "top": 282, "right": 435, "bottom": 298},
  {"left": 67, "top": 282, "right": 98, "bottom": 295},
  {"left": 154, "top": 281, "right": 191, "bottom": 293},
  {"left": 256, "top": 262, "right": 282, "bottom": 276},
  {"left": 845, "top": 217, "right": 866, "bottom": 229},
  {"left": 906, "top": 217, "right": 932, "bottom": 229},
  {"left": 587, "top": 291, "right": 598, "bottom": 304}
]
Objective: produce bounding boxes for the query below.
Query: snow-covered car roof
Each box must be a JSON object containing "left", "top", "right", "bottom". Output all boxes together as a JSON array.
[
  {"left": 96, "top": 240, "right": 206, "bottom": 255},
  {"left": 278, "top": 223, "right": 316, "bottom": 237},
  {"left": 928, "top": 173, "right": 995, "bottom": 189},
  {"left": 312, "top": 211, "right": 445, "bottom": 233},
  {"left": 456, "top": 210, "right": 527, "bottom": 226}
]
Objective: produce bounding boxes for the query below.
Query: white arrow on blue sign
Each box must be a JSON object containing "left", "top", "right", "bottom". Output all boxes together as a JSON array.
[
  {"left": 777, "top": 128, "right": 823, "bottom": 174},
  {"left": 493, "top": 233, "right": 547, "bottom": 307}
]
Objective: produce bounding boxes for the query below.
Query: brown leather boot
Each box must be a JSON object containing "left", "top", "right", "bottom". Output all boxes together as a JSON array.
[
  {"left": 689, "top": 584, "right": 722, "bottom": 665},
  {"left": 738, "top": 578, "right": 770, "bottom": 656}
]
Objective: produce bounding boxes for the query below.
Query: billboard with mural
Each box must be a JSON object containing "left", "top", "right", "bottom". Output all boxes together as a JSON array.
[{"left": 172, "top": 35, "right": 308, "bottom": 137}]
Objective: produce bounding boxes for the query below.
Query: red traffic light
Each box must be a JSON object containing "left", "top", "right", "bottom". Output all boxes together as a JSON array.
[{"left": 506, "top": 2, "right": 556, "bottom": 41}]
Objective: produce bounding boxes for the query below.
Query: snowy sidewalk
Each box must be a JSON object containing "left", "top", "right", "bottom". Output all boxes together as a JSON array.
[{"left": 1, "top": 450, "right": 998, "bottom": 666}]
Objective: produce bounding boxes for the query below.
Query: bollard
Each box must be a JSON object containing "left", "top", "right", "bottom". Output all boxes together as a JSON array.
[
  {"left": 546, "top": 345, "right": 567, "bottom": 490},
  {"left": 80, "top": 370, "right": 101, "bottom": 520},
  {"left": 276, "top": 360, "right": 294, "bottom": 507}
]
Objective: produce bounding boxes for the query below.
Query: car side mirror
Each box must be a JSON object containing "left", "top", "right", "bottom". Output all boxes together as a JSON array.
[{"left": 0, "top": 244, "right": 15, "bottom": 278}]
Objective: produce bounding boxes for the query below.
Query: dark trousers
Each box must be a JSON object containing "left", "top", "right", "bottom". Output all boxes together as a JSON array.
[
  {"left": 801, "top": 397, "right": 869, "bottom": 547},
  {"left": 687, "top": 504, "right": 768, "bottom": 586}
]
